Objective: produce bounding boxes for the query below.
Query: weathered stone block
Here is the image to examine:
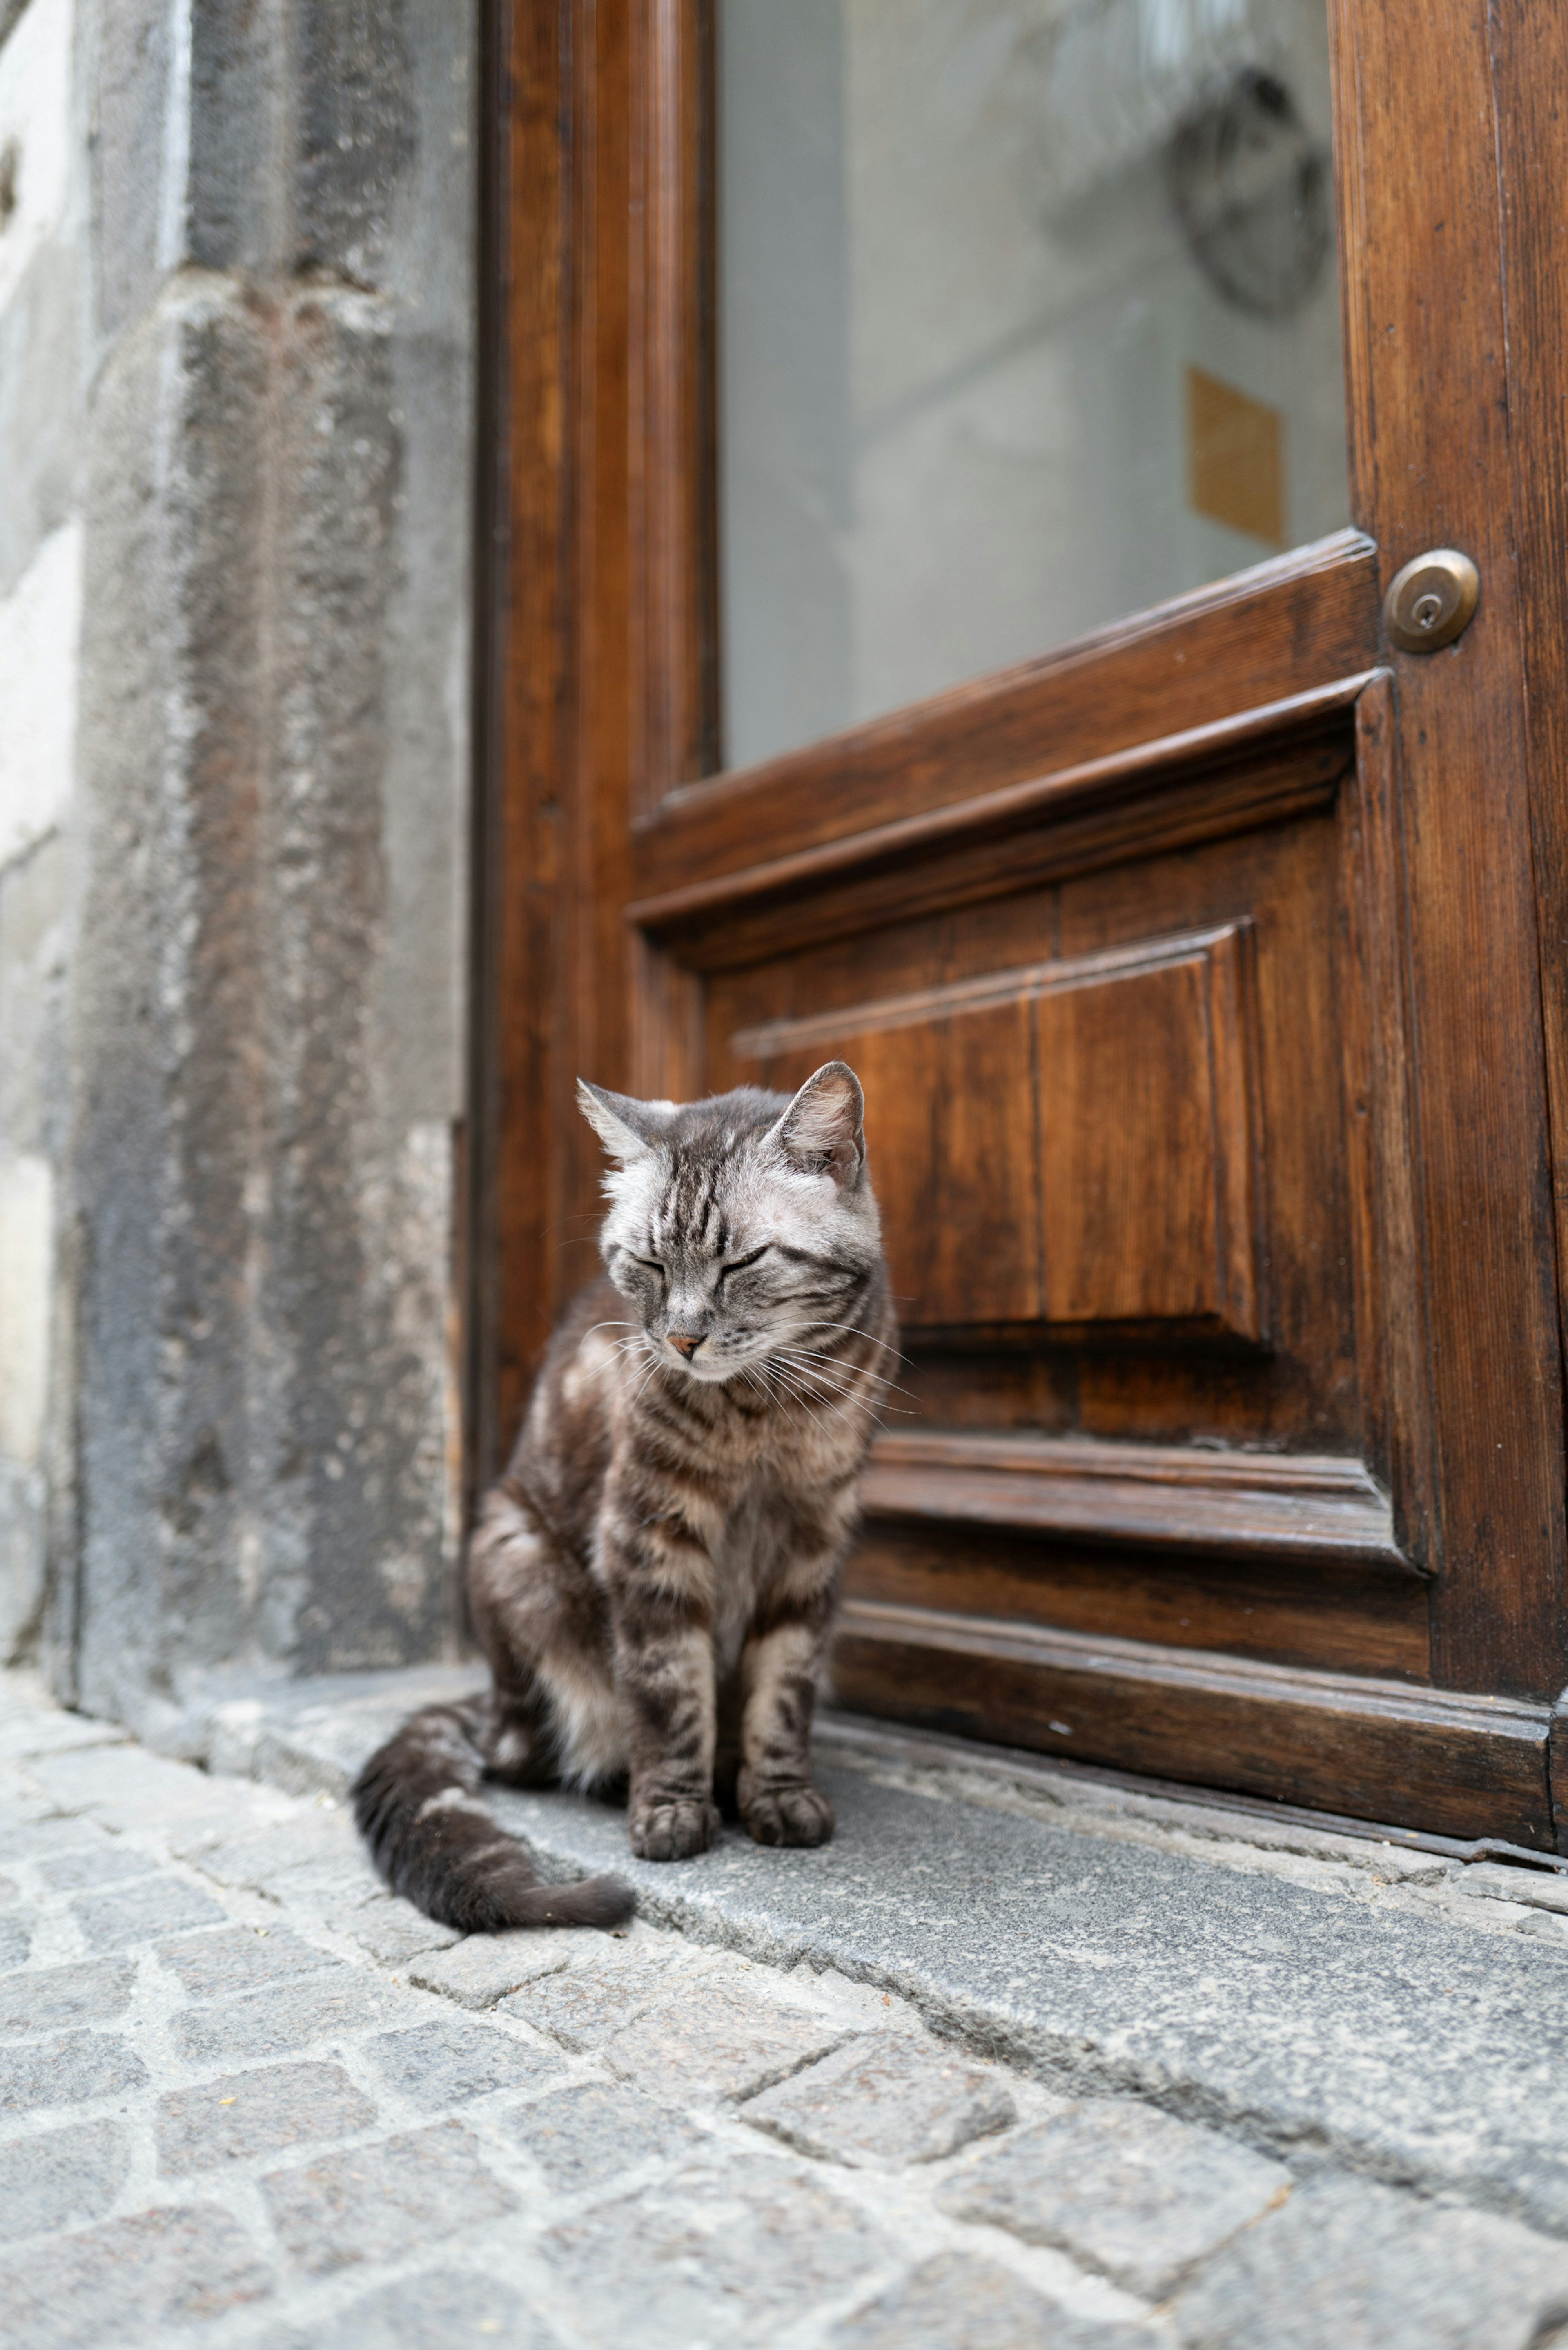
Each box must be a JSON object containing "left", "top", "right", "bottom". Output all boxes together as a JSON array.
[
  {"left": 72, "top": 1873, "right": 227, "bottom": 1949},
  {"left": 542, "top": 2149, "right": 891, "bottom": 2346},
  {"left": 37, "top": 1841, "right": 154, "bottom": 1891},
  {"left": 939, "top": 2100, "right": 1292, "bottom": 2299},
  {"left": 172, "top": 1813, "right": 359, "bottom": 1894},
  {"left": 265, "top": 2266, "right": 561, "bottom": 2350},
  {"left": 0, "top": 1956, "right": 134, "bottom": 2037},
  {"left": 605, "top": 1983, "right": 856, "bottom": 2102},
  {"left": 172, "top": 1973, "right": 410, "bottom": 2065},
  {"left": 501, "top": 1944, "right": 682, "bottom": 2051},
  {"left": 361, "top": 2018, "right": 559, "bottom": 2109},
  {"left": 406, "top": 1932, "right": 574, "bottom": 2011},
  {"left": 1170, "top": 2174, "right": 1568, "bottom": 2349},
  {"left": 31, "top": 1745, "right": 234, "bottom": 1831},
  {"left": 744, "top": 2034, "right": 1016, "bottom": 2169},
  {"left": 0, "top": 1911, "right": 28, "bottom": 1967},
  {"left": 0, "top": 2118, "right": 129, "bottom": 2242},
  {"left": 263, "top": 2120, "right": 516, "bottom": 2275},
  {"left": 334, "top": 1896, "right": 461, "bottom": 1966},
  {"left": 499, "top": 2079, "right": 705, "bottom": 2192},
  {"left": 156, "top": 1926, "right": 342, "bottom": 1999},
  {"left": 0, "top": 2201, "right": 272, "bottom": 2343},
  {"left": 829, "top": 2251, "right": 1162, "bottom": 2350},
  {"left": 0, "top": 2031, "right": 147, "bottom": 2115},
  {"left": 157, "top": 2060, "right": 376, "bottom": 2174},
  {"left": 1451, "top": 1862, "right": 1568, "bottom": 1917}
]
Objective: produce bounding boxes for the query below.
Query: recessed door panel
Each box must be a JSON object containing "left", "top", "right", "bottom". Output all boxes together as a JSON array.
[{"left": 734, "top": 924, "right": 1261, "bottom": 1341}]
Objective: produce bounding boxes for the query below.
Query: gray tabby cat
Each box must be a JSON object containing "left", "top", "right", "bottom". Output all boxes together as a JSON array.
[{"left": 353, "top": 1060, "right": 895, "bottom": 1931}]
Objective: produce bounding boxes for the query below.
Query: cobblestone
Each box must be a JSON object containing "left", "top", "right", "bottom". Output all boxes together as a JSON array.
[
  {"left": 0, "top": 2204, "right": 273, "bottom": 2350},
  {"left": 262, "top": 2120, "right": 517, "bottom": 2274},
  {"left": 405, "top": 1929, "right": 577, "bottom": 2009},
  {"left": 499, "top": 2076, "right": 706, "bottom": 2189},
  {"left": 0, "top": 2030, "right": 148, "bottom": 2115},
  {"left": 263, "top": 2267, "right": 561, "bottom": 2350},
  {"left": 940, "top": 2098, "right": 1292, "bottom": 2298},
  {"left": 605, "top": 1980, "right": 858, "bottom": 2100},
  {"left": 361, "top": 2016, "right": 561, "bottom": 2107},
  {"left": 0, "top": 2119, "right": 129, "bottom": 2241},
  {"left": 0, "top": 1955, "right": 134, "bottom": 2034},
  {"left": 36, "top": 1841, "right": 156, "bottom": 1891},
  {"left": 1169, "top": 2174, "right": 1568, "bottom": 2348},
  {"left": 156, "top": 1927, "right": 343, "bottom": 1998},
  {"left": 828, "top": 2250, "right": 1162, "bottom": 2350},
  {"left": 745, "top": 2033, "right": 1016, "bottom": 2168},
  {"left": 171, "top": 1973, "right": 411, "bottom": 2065},
  {"left": 72, "top": 1874, "right": 228, "bottom": 1949},
  {"left": 541, "top": 2147, "right": 894, "bottom": 2345},
  {"left": 501, "top": 1940, "right": 684, "bottom": 2049},
  {"left": 329, "top": 1896, "right": 461, "bottom": 1966},
  {"left": 156, "top": 2061, "right": 378, "bottom": 2172},
  {"left": 9, "top": 1665, "right": 1568, "bottom": 2346}
]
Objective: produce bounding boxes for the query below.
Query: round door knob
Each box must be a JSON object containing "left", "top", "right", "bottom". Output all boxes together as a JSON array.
[{"left": 1383, "top": 548, "right": 1480, "bottom": 653}]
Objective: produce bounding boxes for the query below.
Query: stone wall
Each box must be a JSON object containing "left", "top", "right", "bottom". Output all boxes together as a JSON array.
[{"left": 0, "top": 0, "right": 476, "bottom": 1737}]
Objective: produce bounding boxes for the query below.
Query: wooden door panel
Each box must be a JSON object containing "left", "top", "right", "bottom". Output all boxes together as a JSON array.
[
  {"left": 828, "top": 1599, "right": 1552, "bottom": 1847},
  {"left": 732, "top": 923, "right": 1262, "bottom": 1342},
  {"left": 846, "top": 1523, "right": 1430, "bottom": 1681}
]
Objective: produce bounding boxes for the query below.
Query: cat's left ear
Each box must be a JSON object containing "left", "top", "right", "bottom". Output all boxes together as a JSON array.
[
  {"left": 770, "top": 1061, "right": 864, "bottom": 1186},
  {"left": 576, "top": 1079, "right": 675, "bottom": 1164}
]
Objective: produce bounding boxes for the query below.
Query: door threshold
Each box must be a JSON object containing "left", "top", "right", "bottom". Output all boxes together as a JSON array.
[{"left": 815, "top": 1706, "right": 1568, "bottom": 1877}]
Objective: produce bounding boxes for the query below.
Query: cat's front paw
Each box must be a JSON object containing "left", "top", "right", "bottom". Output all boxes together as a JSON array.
[
  {"left": 741, "top": 1783, "right": 835, "bottom": 1848},
  {"left": 628, "top": 1796, "right": 721, "bottom": 1862}
]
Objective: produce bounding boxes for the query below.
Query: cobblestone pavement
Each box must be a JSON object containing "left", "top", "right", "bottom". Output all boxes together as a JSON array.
[{"left": 4, "top": 1674, "right": 1568, "bottom": 2348}]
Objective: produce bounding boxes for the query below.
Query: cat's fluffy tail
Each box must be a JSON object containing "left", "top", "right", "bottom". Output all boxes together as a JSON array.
[{"left": 352, "top": 1699, "right": 635, "bottom": 1933}]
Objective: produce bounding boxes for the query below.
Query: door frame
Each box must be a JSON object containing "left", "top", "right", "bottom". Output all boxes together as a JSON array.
[{"left": 474, "top": 0, "right": 1568, "bottom": 1846}]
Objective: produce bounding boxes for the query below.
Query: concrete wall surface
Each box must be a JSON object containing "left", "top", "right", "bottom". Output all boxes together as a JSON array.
[{"left": 0, "top": 0, "right": 477, "bottom": 1738}]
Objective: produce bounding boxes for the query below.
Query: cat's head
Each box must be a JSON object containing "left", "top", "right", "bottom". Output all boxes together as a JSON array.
[{"left": 577, "top": 1063, "right": 882, "bottom": 1383}]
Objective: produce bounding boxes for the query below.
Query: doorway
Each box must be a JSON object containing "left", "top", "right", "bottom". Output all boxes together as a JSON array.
[{"left": 476, "top": 0, "right": 1568, "bottom": 1849}]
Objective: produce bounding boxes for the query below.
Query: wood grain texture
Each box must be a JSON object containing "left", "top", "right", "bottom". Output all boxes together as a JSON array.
[
  {"left": 477, "top": 1, "right": 719, "bottom": 1476},
  {"left": 1487, "top": 4, "right": 1568, "bottom": 1611},
  {"left": 735, "top": 925, "right": 1261, "bottom": 1341},
  {"left": 1331, "top": 0, "right": 1568, "bottom": 1694},
  {"left": 629, "top": 669, "right": 1365, "bottom": 954},
  {"left": 830, "top": 1599, "right": 1553, "bottom": 1847},
  {"left": 633, "top": 531, "right": 1379, "bottom": 901},
  {"left": 845, "top": 1523, "right": 1431, "bottom": 1683},
  {"left": 861, "top": 1430, "right": 1410, "bottom": 1575}
]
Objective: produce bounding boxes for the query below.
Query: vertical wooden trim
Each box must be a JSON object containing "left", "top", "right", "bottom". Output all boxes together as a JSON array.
[
  {"left": 473, "top": 0, "right": 565, "bottom": 1485},
  {"left": 477, "top": 2, "right": 717, "bottom": 1480},
  {"left": 630, "top": 0, "right": 719, "bottom": 809},
  {"left": 1486, "top": 1, "right": 1568, "bottom": 1476},
  {"left": 1327, "top": 0, "right": 1568, "bottom": 1695},
  {"left": 1338, "top": 672, "right": 1438, "bottom": 1583}
]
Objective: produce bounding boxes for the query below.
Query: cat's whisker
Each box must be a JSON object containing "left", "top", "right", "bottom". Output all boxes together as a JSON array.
[
  {"left": 771, "top": 1349, "right": 913, "bottom": 1411},
  {"left": 796, "top": 1320, "right": 915, "bottom": 1367},
  {"left": 783, "top": 1341, "right": 920, "bottom": 1399}
]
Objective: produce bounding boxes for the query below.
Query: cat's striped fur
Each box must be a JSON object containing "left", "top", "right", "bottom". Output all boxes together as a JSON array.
[{"left": 354, "top": 1061, "right": 895, "bottom": 1932}]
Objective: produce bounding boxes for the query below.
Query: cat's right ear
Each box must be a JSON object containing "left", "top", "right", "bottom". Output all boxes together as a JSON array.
[{"left": 576, "top": 1079, "right": 673, "bottom": 1164}]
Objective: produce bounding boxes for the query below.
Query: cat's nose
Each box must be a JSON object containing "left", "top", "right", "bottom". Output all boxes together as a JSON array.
[{"left": 666, "top": 1332, "right": 704, "bottom": 1360}]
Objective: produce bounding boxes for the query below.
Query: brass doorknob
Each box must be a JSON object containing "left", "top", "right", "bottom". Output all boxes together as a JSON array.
[{"left": 1383, "top": 548, "right": 1480, "bottom": 653}]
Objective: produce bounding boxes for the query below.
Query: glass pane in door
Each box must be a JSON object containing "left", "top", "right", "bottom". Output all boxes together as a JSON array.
[{"left": 718, "top": 0, "right": 1351, "bottom": 771}]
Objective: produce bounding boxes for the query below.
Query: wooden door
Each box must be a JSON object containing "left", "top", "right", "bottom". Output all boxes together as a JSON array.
[{"left": 477, "top": 0, "right": 1568, "bottom": 1849}]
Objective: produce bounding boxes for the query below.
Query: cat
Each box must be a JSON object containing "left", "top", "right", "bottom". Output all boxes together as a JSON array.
[{"left": 353, "top": 1059, "right": 896, "bottom": 1932}]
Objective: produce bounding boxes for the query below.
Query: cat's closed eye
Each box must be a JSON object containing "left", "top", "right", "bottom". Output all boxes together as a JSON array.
[{"left": 717, "top": 1246, "right": 771, "bottom": 1283}]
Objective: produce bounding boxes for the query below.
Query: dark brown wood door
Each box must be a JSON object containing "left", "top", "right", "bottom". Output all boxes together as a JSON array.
[{"left": 479, "top": 0, "right": 1568, "bottom": 1848}]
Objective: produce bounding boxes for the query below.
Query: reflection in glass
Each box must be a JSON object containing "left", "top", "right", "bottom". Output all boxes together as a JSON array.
[{"left": 718, "top": 0, "right": 1352, "bottom": 771}]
